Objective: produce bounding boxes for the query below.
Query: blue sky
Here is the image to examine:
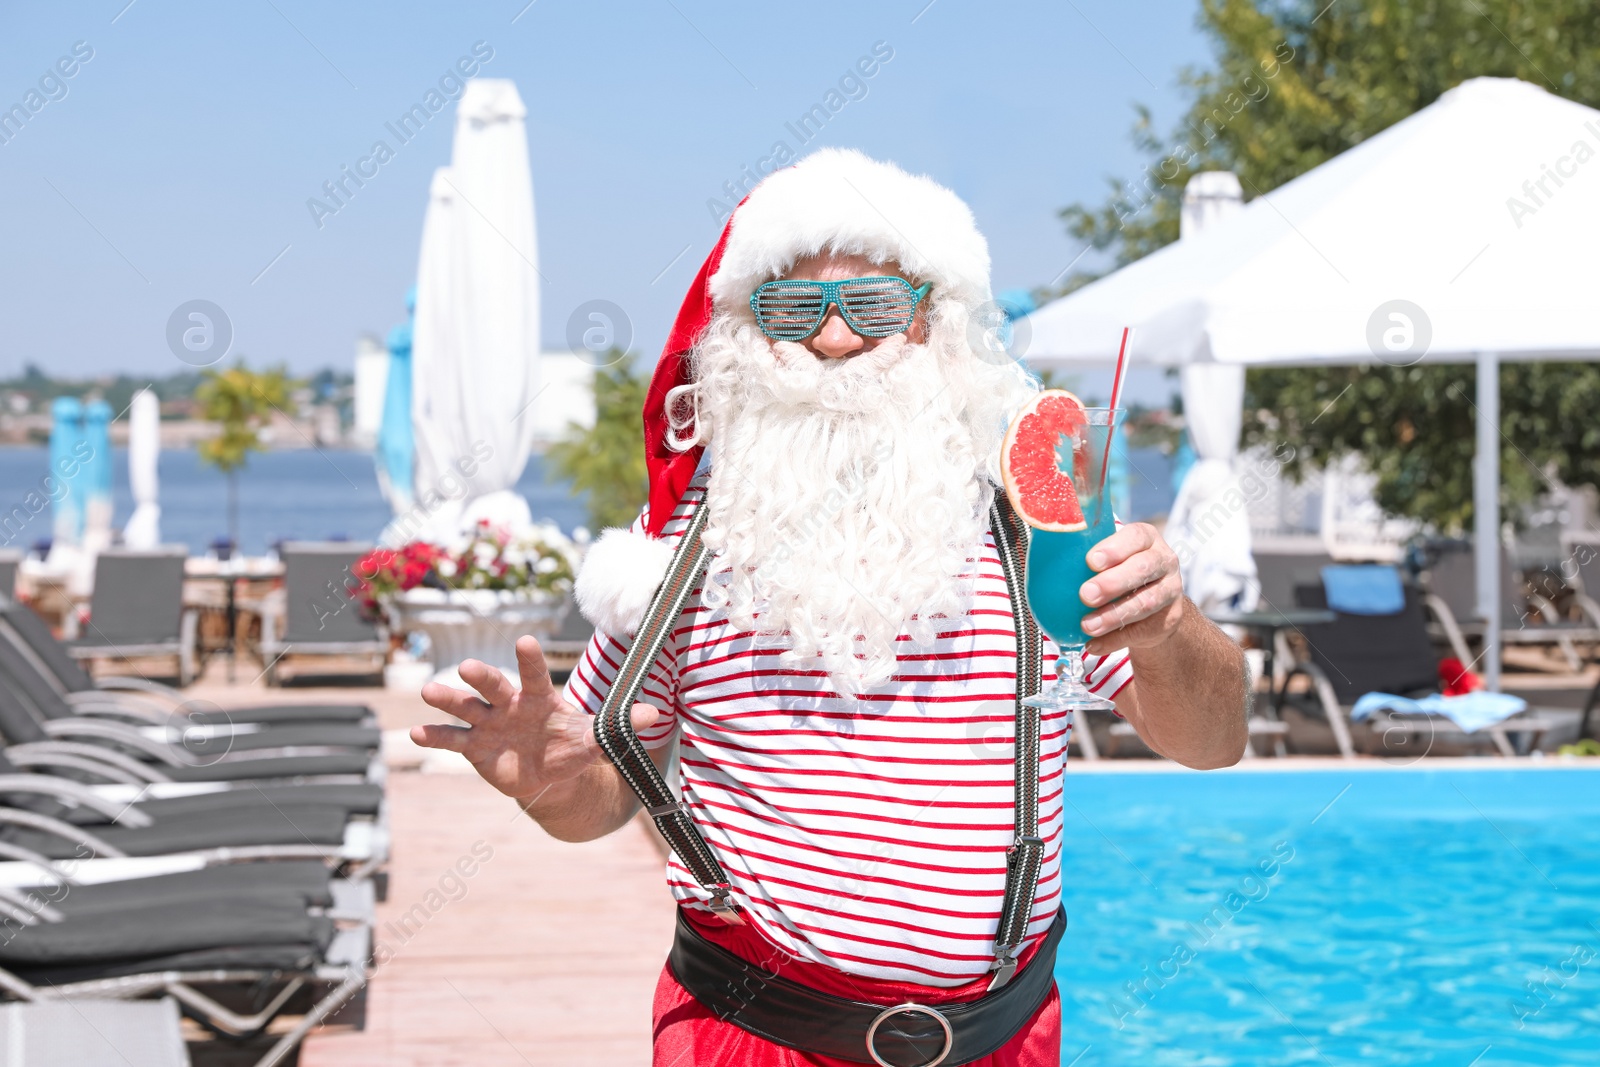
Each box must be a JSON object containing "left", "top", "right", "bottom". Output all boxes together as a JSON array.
[{"left": 0, "top": 0, "right": 1210, "bottom": 397}]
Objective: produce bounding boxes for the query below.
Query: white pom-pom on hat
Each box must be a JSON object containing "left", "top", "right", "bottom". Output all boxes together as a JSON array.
[{"left": 573, "top": 527, "right": 677, "bottom": 637}]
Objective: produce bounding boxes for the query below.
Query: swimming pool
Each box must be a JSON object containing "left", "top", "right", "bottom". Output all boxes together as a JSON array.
[{"left": 1055, "top": 765, "right": 1600, "bottom": 1066}]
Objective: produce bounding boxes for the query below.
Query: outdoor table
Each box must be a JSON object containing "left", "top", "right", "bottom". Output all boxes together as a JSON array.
[
  {"left": 185, "top": 556, "right": 286, "bottom": 681},
  {"left": 1208, "top": 607, "right": 1337, "bottom": 717}
]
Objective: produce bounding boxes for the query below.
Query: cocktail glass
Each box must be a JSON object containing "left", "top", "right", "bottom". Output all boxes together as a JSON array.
[{"left": 1023, "top": 407, "right": 1122, "bottom": 712}]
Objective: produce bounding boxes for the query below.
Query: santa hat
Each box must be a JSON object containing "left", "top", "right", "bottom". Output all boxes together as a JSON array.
[{"left": 574, "top": 149, "right": 991, "bottom": 636}]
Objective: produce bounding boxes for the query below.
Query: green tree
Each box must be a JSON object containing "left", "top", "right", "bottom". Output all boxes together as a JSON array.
[
  {"left": 1057, "top": 0, "right": 1600, "bottom": 529},
  {"left": 547, "top": 354, "right": 650, "bottom": 531},
  {"left": 195, "top": 362, "right": 294, "bottom": 547}
]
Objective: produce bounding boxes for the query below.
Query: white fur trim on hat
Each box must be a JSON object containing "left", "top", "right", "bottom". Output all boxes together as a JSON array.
[
  {"left": 709, "top": 148, "right": 991, "bottom": 311},
  {"left": 573, "top": 527, "right": 677, "bottom": 637}
]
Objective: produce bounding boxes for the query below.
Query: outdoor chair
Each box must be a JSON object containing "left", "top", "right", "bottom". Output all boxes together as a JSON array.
[
  {"left": 259, "top": 542, "right": 388, "bottom": 686},
  {"left": 1252, "top": 549, "right": 1335, "bottom": 614},
  {"left": 0, "top": 861, "right": 370, "bottom": 1067},
  {"left": 0, "top": 550, "right": 19, "bottom": 603},
  {"left": 1421, "top": 540, "right": 1599, "bottom": 672},
  {"left": 67, "top": 548, "right": 199, "bottom": 686},
  {"left": 1286, "top": 572, "right": 1564, "bottom": 758},
  {"left": 1, "top": 597, "right": 375, "bottom": 726}
]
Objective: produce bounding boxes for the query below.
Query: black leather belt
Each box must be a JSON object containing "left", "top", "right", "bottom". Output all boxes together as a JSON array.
[{"left": 667, "top": 907, "right": 1066, "bottom": 1067}]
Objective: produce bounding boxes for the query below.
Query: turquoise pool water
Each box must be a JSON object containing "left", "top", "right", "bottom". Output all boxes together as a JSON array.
[{"left": 1056, "top": 768, "right": 1600, "bottom": 1066}]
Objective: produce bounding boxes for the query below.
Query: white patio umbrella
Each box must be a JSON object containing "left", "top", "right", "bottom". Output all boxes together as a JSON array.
[
  {"left": 409, "top": 79, "right": 541, "bottom": 542},
  {"left": 122, "top": 388, "right": 161, "bottom": 549},
  {"left": 1024, "top": 77, "right": 1600, "bottom": 688}
]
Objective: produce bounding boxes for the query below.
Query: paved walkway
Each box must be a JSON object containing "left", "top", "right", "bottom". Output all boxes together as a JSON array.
[
  {"left": 304, "top": 769, "right": 674, "bottom": 1067},
  {"left": 181, "top": 670, "right": 675, "bottom": 1066}
]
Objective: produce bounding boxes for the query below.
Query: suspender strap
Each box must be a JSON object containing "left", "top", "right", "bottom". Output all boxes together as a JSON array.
[
  {"left": 593, "top": 489, "right": 1047, "bottom": 953},
  {"left": 986, "top": 493, "right": 1044, "bottom": 990},
  {"left": 591, "top": 501, "right": 743, "bottom": 920}
]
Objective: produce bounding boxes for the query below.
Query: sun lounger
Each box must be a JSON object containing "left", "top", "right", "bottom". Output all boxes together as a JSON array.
[
  {"left": 1559, "top": 530, "right": 1600, "bottom": 646},
  {"left": 1421, "top": 540, "right": 1599, "bottom": 672},
  {"left": 0, "top": 656, "right": 391, "bottom": 891},
  {"left": 0, "top": 730, "right": 387, "bottom": 869},
  {"left": 0, "top": 650, "right": 384, "bottom": 789},
  {"left": 1, "top": 597, "right": 375, "bottom": 725},
  {"left": 0, "top": 633, "right": 380, "bottom": 754},
  {"left": 259, "top": 542, "right": 388, "bottom": 686},
  {"left": 1287, "top": 574, "right": 1564, "bottom": 758},
  {"left": 0, "top": 861, "right": 370, "bottom": 1067},
  {"left": 66, "top": 548, "right": 200, "bottom": 686}
]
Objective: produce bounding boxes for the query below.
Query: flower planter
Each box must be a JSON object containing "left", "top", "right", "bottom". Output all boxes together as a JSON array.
[{"left": 387, "top": 587, "right": 571, "bottom": 687}]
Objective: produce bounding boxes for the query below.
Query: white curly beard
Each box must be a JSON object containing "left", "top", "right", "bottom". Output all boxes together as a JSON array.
[{"left": 669, "top": 306, "right": 1037, "bottom": 694}]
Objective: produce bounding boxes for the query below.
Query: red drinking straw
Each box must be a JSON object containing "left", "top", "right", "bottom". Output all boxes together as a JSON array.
[
  {"left": 1107, "top": 327, "right": 1132, "bottom": 413},
  {"left": 1098, "top": 328, "right": 1133, "bottom": 490}
]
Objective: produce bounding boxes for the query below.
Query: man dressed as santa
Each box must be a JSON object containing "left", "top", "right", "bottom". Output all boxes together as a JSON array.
[{"left": 413, "top": 149, "right": 1248, "bottom": 1067}]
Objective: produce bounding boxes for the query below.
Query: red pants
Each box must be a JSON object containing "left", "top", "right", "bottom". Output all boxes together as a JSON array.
[{"left": 652, "top": 910, "right": 1062, "bottom": 1067}]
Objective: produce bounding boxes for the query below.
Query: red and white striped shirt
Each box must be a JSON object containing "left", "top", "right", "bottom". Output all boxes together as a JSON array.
[{"left": 564, "top": 474, "right": 1133, "bottom": 986}]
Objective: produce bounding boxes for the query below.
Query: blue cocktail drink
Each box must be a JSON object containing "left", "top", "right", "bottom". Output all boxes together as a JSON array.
[
  {"left": 1000, "top": 395, "right": 1123, "bottom": 712},
  {"left": 1026, "top": 508, "right": 1118, "bottom": 647}
]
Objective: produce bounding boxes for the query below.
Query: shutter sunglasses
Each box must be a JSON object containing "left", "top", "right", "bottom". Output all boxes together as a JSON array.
[{"left": 749, "top": 276, "right": 931, "bottom": 342}]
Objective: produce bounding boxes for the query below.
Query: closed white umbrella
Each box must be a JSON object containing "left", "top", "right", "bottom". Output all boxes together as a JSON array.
[
  {"left": 410, "top": 79, "right": 540, "bottom": 541},
  {"left": 1162, "top": 173, "right": 1257, "bottom": 613},
  {"left": 123, "top": 388, "right": 161, "bottom": 549},
  {"left": 1024, "top": 77, "right": 1600, "bottom": 687}
]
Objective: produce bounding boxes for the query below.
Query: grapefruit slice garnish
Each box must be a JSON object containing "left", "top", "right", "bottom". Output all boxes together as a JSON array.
[{"left": 1001, "top": 390, "right": 1089, "bottom": 532}]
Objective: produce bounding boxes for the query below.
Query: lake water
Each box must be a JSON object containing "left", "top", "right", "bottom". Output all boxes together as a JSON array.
[
  {"left": 1056, "top": 768, "right": 1600, "bottom": 1066},
  {"left": 0, "top": 444, "right": 1176, "bottom": 554}
]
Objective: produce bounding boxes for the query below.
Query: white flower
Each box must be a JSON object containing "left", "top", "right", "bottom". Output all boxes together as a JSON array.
[
  {"left": 438, "top": 558, "right": 458, "bottom": 578},
  {"left": 535, "top": 556, "right": 559, "bottom": 574}
]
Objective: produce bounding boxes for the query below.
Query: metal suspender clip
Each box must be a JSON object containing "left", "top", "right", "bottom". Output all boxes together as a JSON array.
[
  {"left": 707, "top": 884, "right": 745, "bottom": 924},
  {"left": 646, "top": 800, "right": 686, "bottom": 818},
  {"left": 987, "top": 947, "right": 1021, "bottom": 991}
]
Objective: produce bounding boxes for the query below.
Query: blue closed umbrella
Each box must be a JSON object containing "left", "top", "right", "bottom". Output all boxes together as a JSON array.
[
  {"left": 376, "top": 287, "right": 416, "bottom": 511},
  {"left": 48, "top": 397, "right": 86, "bottom": 543}
]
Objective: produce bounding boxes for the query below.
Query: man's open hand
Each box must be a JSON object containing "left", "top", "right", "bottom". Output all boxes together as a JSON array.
[
  {"left": 411, "top": 635, "right": 658, "bottom": 810},
  {"left": 1078, "top": 522, "right": 1186, "bottom": 656}
]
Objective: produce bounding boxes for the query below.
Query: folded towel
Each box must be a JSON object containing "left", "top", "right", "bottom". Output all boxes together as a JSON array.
[
  {"left": 1350, "top": 691, "right": 1527, "bottom": 733},
  {"left": 1321, "top": 565, "right": 1405, "bottom": 615}
]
